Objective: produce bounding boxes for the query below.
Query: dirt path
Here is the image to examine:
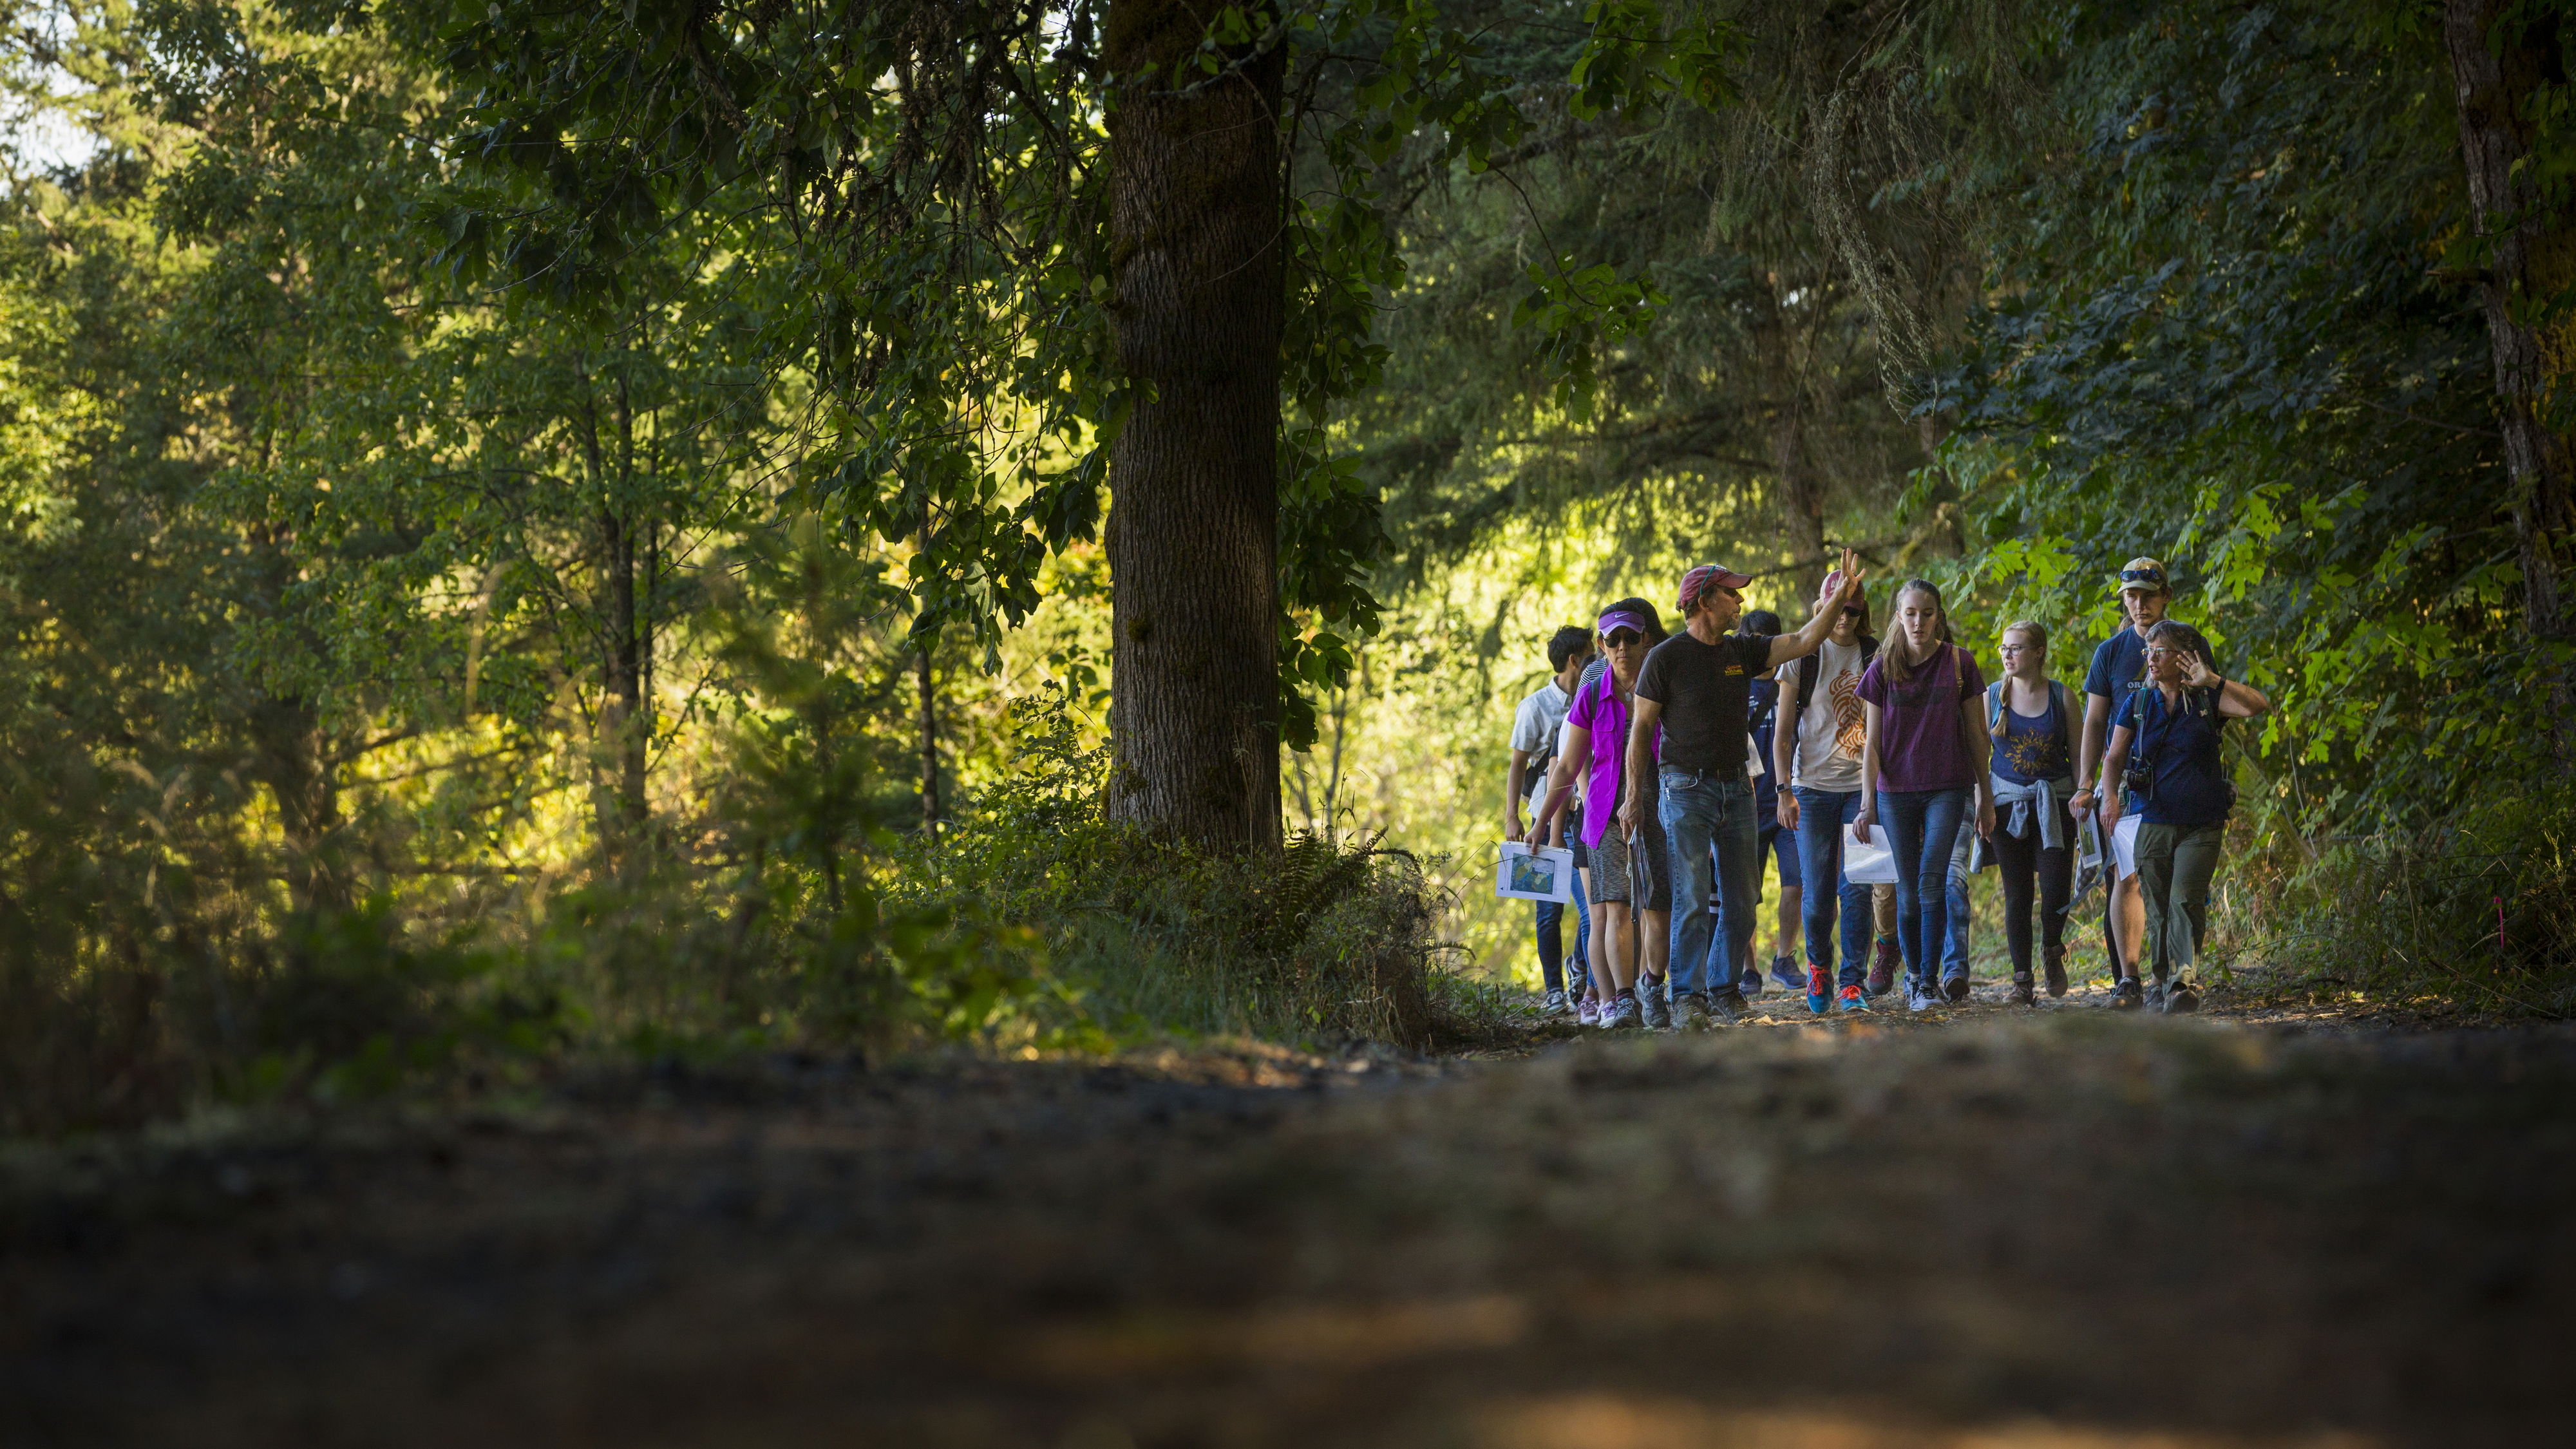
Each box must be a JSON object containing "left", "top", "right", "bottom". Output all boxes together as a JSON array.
[{"left": 5, "top": 992, "right": 2570, "bottom": 1449}]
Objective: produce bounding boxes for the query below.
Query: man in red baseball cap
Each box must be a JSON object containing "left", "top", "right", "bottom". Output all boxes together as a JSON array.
[{"left": 1624, "top": 546, "right": 1868, "bottom": 1027}]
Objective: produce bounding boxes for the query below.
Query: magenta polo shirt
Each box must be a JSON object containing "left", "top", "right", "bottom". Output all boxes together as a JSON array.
[{"left": 1566, "top": 668, "right": 1662, "bottom": 849}]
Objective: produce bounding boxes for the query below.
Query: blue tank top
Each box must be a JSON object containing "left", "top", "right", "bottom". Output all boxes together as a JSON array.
[{"left": 1993, "top": 686, "right": 2070, "bottom": 785}]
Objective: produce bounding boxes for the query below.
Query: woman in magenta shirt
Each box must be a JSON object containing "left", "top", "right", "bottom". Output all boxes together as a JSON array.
[
  {"left": 1531, "top": 599, "right": 1668, "bottom": 1030},
  {"left": 1853, "top": 580, "right": 1995, "bottom": 1010}
]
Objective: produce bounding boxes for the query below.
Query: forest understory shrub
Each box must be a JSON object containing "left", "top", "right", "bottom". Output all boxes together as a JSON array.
[
  {"left": 0, "top": 696, "right": 1471, "bottom": 1140},
  {"left": 2214, "top": 779, "right": 2576, "bottom": 1019}
]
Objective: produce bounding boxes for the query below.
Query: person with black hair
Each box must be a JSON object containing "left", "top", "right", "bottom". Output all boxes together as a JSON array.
[
  {"left": 1508, "top": 625, "right": 1596, "bottom": 1014},
  {"left": 2098, "top": 620, "right": 2269, "bottom": 1014},
  {"left": 1770, "top": 569, "right": 1878, "bottom": 1013}
]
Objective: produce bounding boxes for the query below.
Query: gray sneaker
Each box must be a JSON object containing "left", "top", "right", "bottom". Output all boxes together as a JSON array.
[
  {"left": 1678, "top": 992, "right": 1713, "bottom": 1030},
  {"left": 1607, "top": 990, "right": 1644, "bottom": 1030},
  {"left": 2146, "top": 976, "right": 2168, "bottom": 1011},
  {"left": 1708, "top": 992, "right": 1748, "bottom": 1025},
  {"left": 1639, "top": 978, "right": 1674, "bottom": 1030},
  {"left": 1543, "top": 987, "right": 1569, "bottom": 1016}
]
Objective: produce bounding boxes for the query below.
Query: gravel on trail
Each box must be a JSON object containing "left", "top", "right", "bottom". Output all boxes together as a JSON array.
[{"left": 4, "top": 987, "right": 2570, "bottom": 1449}]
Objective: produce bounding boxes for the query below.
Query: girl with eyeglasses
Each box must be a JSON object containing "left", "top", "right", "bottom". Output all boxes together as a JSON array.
[
  {"left": 2096, "top": 620, "right": 2269, "bottom": 1013},
  {"left": 1984, "top": 621, "right": 2081, "bottom": 1004},
  {"left": 1533, "top": 598, "right": 1671, "bottom": 1029},
  {"left": 1853, "top": 580, "right": 1994, "bottom": 1011}
]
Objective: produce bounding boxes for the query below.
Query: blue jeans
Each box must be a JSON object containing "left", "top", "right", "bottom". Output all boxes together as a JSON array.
[
  {"left": 1659, "top": 768, "right": 1759, "bottom": 999},
  {"left": 1794, "top": 787, "right": 1873, "bottom": 990},
  {"left": 1945, "top": 830, "right": 1973, "bottom": 981},
  {"left": 1535, "top": 869, "right": 1593, "bottom": 992},
  {"left": 1877, "top": 788, "right": 1971, "bottom": 989}
]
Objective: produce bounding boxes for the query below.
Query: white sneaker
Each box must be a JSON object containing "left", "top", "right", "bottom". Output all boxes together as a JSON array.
[
  {"left": 1578, "top": 994, "right": 1600, "bottom": 1027},
  {"left": 1544, "top": 987, "right": 1570, "bottom": 1016},
  {"left": 1908, "top": 980, "right": 1938, "bottom": 1012}
]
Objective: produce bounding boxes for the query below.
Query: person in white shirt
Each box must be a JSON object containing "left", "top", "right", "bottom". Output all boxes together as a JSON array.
[
  {"left": 1506, "top": 626, "right": 1595, "bottom": 1014},
  {"left": 1768, "top": 571, "right": 1879, "bottom": 1013}
]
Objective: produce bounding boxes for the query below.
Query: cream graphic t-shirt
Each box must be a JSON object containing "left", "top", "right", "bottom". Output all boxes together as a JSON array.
[{"left": 1778, "top": 638, "right": 1868, "bottom": 793}]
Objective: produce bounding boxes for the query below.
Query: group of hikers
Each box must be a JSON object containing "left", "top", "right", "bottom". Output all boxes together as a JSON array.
[{"left": 1503, "top": 550, "right": 2270, "bottom": 1024}]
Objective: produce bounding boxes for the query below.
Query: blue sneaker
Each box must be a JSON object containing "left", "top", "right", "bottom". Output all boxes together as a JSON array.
[
  {"left": 1803, "top": 964, "right": 1829, "bottom": 1016},
  {"left": 1836, "top": 985, "right": 1869, "bottom": 1013}
]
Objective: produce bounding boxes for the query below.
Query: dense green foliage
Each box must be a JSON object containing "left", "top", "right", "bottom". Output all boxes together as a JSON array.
[{"left": 1, "top": 0, "right": 2569, "bottom": 1137}]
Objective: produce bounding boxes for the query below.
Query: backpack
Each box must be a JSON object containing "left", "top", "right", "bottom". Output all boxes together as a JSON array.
[
  {"left": 1985, "top": 678, "right": 2078, "bottom": 771},
  {"left": 1790, "top": 634, "right": 1878, "bottom": 721}
]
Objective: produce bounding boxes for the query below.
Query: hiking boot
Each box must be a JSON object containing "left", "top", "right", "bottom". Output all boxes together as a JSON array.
[
  {"left": 1836, "top": 984, "right": 1869, "bottom": 1014},
  {"left": 2042, "top": 948, "right": 2068, "bottom": 999},
  {"left": 1804, "top": 964, "right": 1830, "bottom": 1017},
  {"left": 1708, "top": 992, "right": 1748, "bottom": 1025},
  {"left": 2164, "top": 978, "right": 2201, "bottom": 1014},
  {"left": 1639, "top": 977, "right": 1674, "bottom": 1030},
  {"left": 1678, "top": 992, "right": 1714, "bottom": 1030},
  {"left": 1606, "top": 989, "right": 1643, "bottom": 1029},
  {"left": 1943, "top": 972, "right": 1972, "bottom": 1003},
  {"left": 2110, "top": 978, "right": 2143, "bottom": 1010},
  {"left": 2008, "top": 973, "right": 2036, "bottom": 1007},
  {"left": 1544, "top": 987, "right": 1569, "bottom": 1017},
  {"left": 1866, "top": 938, "right": 1899, "bottom": 996}
]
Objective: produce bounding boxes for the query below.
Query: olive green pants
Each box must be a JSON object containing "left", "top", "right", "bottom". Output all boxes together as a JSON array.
[{"left": 2134, "top": 821, "right": 2226, "bottom": 981}]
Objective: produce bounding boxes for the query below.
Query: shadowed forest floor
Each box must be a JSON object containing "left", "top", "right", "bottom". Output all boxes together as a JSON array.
[{"left": 5, "top": 985, "right": 2570, "bottom": 1449}]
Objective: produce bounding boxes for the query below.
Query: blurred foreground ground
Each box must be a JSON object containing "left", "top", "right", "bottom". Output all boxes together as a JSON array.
[{"left": 5, "top": 987, "right": 2570, "bottom": 1448}]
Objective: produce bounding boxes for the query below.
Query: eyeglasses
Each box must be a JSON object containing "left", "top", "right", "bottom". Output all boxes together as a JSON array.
[{"left": 1603, "top": 629, "right": 1645, "bottom": 648}]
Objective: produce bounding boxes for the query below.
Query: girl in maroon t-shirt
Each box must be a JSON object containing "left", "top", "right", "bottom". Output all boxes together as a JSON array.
[{"left": 1853, "top": 580, "right": 1995, "bottom": 1009}]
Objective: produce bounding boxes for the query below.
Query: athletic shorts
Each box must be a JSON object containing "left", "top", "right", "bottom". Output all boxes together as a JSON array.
[
  {"left": 2112, "top": 814, "right": 2142, "bottom": 881},
  {"left": 1588, "top": 821, "right": 1670, "bottom": 913}
]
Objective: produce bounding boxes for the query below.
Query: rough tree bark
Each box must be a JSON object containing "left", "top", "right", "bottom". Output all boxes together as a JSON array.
[
  {"left": 1102, "top": 0, "right": 1287, "bottom": 853},
  {"left": 2443, "top": 0, "right": 2576, "bottom": 747}
]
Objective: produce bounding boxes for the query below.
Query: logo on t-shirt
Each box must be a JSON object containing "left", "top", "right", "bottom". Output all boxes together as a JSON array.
[{"left": 1828, "top": 668, "right": 1864, "bottom": 760}]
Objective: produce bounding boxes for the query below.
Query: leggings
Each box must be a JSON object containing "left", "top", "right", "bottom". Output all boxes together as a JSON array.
[{"left": 1989, "top": 800, "right": 2072, "bottom": 978}]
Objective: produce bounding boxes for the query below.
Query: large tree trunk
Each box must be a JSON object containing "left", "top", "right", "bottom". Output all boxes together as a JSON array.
[
  {"left": 2443, "top": 0, "right": 2576, "bottom": 748},
  {"left": 1102, "top": 0, "right": 1287, "bottom": 853}
]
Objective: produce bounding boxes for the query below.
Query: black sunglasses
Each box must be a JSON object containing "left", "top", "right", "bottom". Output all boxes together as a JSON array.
[{"left": 1603, "top": 629, "right": 1645, "bottom": 648}]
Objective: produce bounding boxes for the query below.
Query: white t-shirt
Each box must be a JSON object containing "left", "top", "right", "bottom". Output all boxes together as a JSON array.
[
  {"left": 1776, "top": 638, "right": 1868, "bottom": 792},
  {"left": 1510, "top": 680, "right": 1572, "bottom": 808}
]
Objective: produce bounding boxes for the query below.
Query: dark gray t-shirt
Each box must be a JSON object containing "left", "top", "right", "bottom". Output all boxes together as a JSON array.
[{"left": 1634, "top": 630, "right": 1775, "bottom": 775}]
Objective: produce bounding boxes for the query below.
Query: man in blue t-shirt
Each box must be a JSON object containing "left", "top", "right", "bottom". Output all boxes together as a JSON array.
[{"left": 2070, "top": 556, "right": 2177, "bottom": 1009}]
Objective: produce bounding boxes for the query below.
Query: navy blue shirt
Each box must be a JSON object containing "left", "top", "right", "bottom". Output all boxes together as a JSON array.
[
  {"left": 1748, "top": 674, "right": 1781, "bottom": 818},
  {"left": 2083, "top": 630, "right": 2151, "bottom": 723},
  {"left": 1993, "top": 684, "right": 2072, "bottom": 786},
  {"left": 2133, "top": 685, "right": 2231, "bottom": 827}
]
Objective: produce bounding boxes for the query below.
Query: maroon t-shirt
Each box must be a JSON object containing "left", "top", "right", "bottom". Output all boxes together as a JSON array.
[{"left": 1855, "top": 644, "right": 1984, "bottom": 792}]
